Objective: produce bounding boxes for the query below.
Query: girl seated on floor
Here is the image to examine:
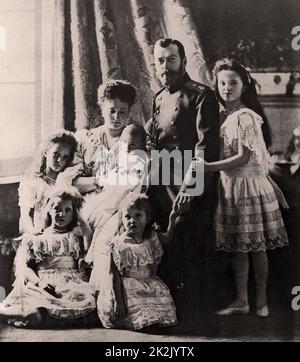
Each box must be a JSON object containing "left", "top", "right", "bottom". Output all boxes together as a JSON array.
[
  {"left": 98, "top": 192, "right": 178, "bottom": 330},
  {"left": 0, "top": 188, "right": 97, "bottom": 328}
]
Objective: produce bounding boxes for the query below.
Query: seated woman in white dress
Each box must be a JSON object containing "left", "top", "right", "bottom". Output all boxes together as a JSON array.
[
  {"left": 83, "top": 124, "right": 149, "bottom": 290},
  {"left": 59, "top": 80, "right": 137, "bottom": 198}
]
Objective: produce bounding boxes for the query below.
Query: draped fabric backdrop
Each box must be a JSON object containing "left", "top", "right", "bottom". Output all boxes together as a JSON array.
[{"left": 48, "top": 0, "right": 211, "bottom": 132}]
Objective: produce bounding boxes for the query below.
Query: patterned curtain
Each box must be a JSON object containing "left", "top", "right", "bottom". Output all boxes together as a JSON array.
[{"left": 51, "top": 0, "right": 211, "bottom": 131}]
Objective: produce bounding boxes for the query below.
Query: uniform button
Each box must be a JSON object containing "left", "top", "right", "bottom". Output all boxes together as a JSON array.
[
  {"left": 171, "top": 121, "right": 175, "bottom": 126},
  {"left": 158, "top": 96, "right": 162, "bottom": 101},
  {"left": 156, "top": 109, "right": 160, "bottom": 115},
  {"left": 173, "top": 135, "right": 177, "bottom": 140},
  {"left": 174, "top": 107, "right": 178, "bottom": 111}
]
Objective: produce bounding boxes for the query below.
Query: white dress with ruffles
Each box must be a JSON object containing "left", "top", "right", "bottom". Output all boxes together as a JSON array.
[
  {"left": 98, "top": 231, "right": 177, "bottom": 330},
  {"left": 2, "top": 227, "right": 96, "bottom": 320},
  {"left": 18, "top": 176, "right": 54, "bottom": 232},
  {"left": 216, "top": 108, "right": 289, "bottom": 252}
]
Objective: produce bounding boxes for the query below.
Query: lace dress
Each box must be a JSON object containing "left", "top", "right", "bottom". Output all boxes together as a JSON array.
[
  {"left": 2, "top": 227, "right": 96, "bottom": 320},
  {"left": 98, "top": 231, "right": 177, "bottom": 330},
  {"left": 216, "top": 108, "right": 289, "bottom": 252}
]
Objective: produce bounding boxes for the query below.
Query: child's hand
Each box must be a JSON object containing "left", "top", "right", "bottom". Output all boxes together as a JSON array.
[{"left": 173, "top": 192, "right": 192, "bottom": 215}]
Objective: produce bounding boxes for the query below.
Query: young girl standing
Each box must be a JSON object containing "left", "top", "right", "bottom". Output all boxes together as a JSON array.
[
  {"left": 98, "top": 192, "right": 177, "bottom": 330},
  {"left": 204, "top": 58, "right": 289, "bottom": 317},
  {"left": 1, "top": 188, "right": 96, "bottom": 328},
  {"left": 18, "top": 130, "right": 78, "bottom": 234}
]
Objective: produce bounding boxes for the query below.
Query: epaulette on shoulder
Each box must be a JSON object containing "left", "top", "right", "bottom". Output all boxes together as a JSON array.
[
  {"left": 185, "top": 80, "right": 207, "bottom": 94},
  {"left": 153, "top": 87, "right": 165, "bottom": 99}
]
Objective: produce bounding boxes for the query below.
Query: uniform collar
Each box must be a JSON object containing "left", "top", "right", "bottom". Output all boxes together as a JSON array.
[{"left": 167, "top": 72, "right": 190, "bottom": 94}]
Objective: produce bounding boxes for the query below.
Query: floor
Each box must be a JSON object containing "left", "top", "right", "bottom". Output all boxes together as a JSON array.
[
  {"left": 1, "top": 242, "right": 300, "bottom": 342},
  {"left": 1, "top": 306, "right": 300, "bottom": 342},
  {"left": 1, "top": 199, "right": 300, "bottom": 342}
]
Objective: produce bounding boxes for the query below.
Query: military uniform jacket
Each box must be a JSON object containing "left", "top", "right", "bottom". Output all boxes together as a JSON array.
[
  {"left": 145, "top": 73, "right": 220, "bottom": 198},
  {"left": 146, "top": 73, "right": 219, "bottom": 157}
]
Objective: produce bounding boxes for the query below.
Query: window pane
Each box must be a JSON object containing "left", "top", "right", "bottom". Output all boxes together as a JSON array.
[
  {"left": 0, "top": 13, "right": 35, "bottom": 83},
  {"left": 0, "top": 2, "right": 38, "bottom": 178},
  {"left": 0, "top": 84, "right": 36, "bottom": 160},
  {"left": 0, "top": 0, "right": 35, "bottom": 11}
]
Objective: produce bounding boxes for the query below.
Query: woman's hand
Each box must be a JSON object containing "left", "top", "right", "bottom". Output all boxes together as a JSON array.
[{"left": 73, "top": 176, "right": 98, "bottom": 194}]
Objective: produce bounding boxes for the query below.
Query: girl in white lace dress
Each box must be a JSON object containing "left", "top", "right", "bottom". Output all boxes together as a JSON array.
[
  {"left": 204, "top": 58, "right": 289, "bottom": 318},
  {"left": 18, "top": 130, "right": 77, "bottom": 234},
  {"left": 0, "top": 189, "right": 97, "bottom": 328},
  {"left": 98, "top": 192, "right": 177, "bottom": 330}
]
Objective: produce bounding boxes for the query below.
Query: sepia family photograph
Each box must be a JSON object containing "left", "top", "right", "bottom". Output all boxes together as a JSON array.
[{"left": 0, "top": 0, "right": 300, "bottom": 343}]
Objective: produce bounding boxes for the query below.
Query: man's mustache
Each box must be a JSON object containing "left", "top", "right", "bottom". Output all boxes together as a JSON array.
[{"left": 160, "top": 70, "right": 176, "bottom": 77}]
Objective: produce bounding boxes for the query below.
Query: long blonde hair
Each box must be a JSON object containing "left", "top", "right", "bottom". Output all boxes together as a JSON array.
[{"left": 26, "top": 129, "right": 77, "bottom": 179}]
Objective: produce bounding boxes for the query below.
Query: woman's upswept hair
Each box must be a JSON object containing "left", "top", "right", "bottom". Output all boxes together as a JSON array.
[
  {"left": 98, "top": 80, "right": 136, "bottom": 108},
  {"left": 44, "top": 187, "right": 83, "bottom": 231},
  {"left": 213, "top": 58, "right": 272, "bottom": 148},
  {"left": 117, "top": 192, "right": 154, "bottom": 237},
  {"left": 28, "top": 129, "right": 77, "bottom": 178}
]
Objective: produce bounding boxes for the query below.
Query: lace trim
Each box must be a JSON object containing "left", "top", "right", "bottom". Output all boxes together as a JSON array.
[
  {"left": 220, "top": 109, "right": 273, "bottom": 172},
  {"left": 216, "top": 228, "right": 289, "bottom": 253},
  {"left": 219, "top": 190, "right": 278, "bottom": 207},
  {"left": 111, "top": 231, "right": 163, "bottom": 273},
  {"left": 216, "top": 208, "right": 284, "bottom": 225},
  {"left": 21, "top": 229, "right": 82, "bottom": 261}
]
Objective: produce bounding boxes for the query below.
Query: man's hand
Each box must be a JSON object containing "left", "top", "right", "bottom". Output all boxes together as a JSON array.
[{"left": 173, "top": 192, "right": 193, "bottom": 214}]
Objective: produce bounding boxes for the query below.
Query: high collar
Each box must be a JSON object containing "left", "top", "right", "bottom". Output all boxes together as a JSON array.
[
  {"left": 166, "top": 72, "right": 190, "bottom": 94},
  {"left": 219, "top": 103, "right": 245, "bottom": 118}
]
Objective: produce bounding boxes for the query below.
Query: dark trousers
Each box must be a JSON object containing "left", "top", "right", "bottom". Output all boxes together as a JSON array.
[{"left": 147, "top": 184, "right": 217, "bottom": 320}]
